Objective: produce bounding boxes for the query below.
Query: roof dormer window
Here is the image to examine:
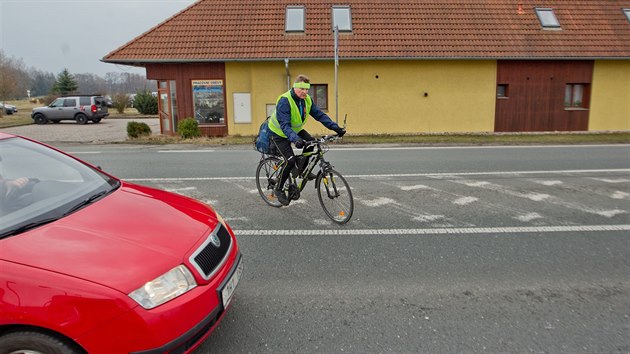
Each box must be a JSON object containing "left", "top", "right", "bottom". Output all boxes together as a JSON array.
[
  {"left": 623, "top": 8, "right": 630, "bottom": 22},
  {"left": 286, "top": 6, "right": 305, "bottom": 32},
  {"left": 535, "top": 8, "right": 561, "bottom": 29},
  {"left": 332, "top": 5, "right": 352, "bottom": 32}
]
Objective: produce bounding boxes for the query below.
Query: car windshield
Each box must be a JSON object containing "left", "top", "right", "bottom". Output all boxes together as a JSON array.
[{"left": 0, "top": 137, "right": 120, "bottom": 238}]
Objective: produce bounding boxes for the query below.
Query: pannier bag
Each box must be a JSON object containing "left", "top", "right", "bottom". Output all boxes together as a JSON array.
[{"left": 255, "top": 117, "right": 272, "bottom": 154}]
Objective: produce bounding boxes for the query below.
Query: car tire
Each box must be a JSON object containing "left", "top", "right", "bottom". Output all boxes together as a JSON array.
[
  {"left": 75, "top": 113, "right": 88, "bottom": 125},
  {"left": 0, "top": 330, "right": 82, "bottom": 354},
  {"left": 92, "top": 118, "right": 102, "bottom": 124},
  {"left": 33, "top": 113, "right": 48, "bottom": 125}
]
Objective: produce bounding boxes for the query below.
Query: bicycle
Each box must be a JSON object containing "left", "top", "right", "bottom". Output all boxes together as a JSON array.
[{"left": 255, "top": 135, "right": 354, "bottom": 224}]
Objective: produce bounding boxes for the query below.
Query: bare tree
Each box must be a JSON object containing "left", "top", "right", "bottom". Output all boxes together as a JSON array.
[{"left": 0, "top": 50, "right": 31, "bottom": 102}]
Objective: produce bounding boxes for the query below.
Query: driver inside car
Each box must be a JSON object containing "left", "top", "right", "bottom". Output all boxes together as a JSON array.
[{"left": 1, "top": 177, "right": 30, "bottom": 210}]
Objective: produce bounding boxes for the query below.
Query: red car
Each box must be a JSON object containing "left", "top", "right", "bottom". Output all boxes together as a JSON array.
[{"left": 0, "top": 133, "right": 242, "bottom": 353}]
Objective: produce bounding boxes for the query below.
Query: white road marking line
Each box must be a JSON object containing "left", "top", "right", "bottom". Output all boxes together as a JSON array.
[
  {"left": 326, "top": 144, "right": 630, "bottom": 151},
  {"left": 515, "top": 212, "right": 543, "bottom": 222},
  {"left": 598, "top": 210, "right": 627, "bottom": 218},
  {"left": 453, "top": 196, "right": 478, "bottom": 205},
  {"left": 351, "top": 169, "right": 630, "bottom": 179},
  {"left": 224, "top": 216, "right": 249, "bottom": 222},
  {"left": 234, "top": 224, "right": 630, "bottom": 236},
  {"left": 526, "top": 193, "right": 551, "bottom": 201},
  {"left": 450, "top": 179, "right": 627, "bottom": 218},
  {"left": 165, "top": 187, "right": 196, "bottom": 192},
  {"left": 413, "top": 215, "right": 445, "bottom": 222},
  {"left": 400, "top": 184, "right": 432, "bottom": 191},
  {"left": 463, "top": 181, "right": 491, "bottom": 187},
  {"left": 533, "top": 180, "right": 563, "bottom": 186},
  {"left": 158, "top": 150, "right": 215, "bottom": 153},
  {"left": 590, "top": 178, "right": 630, "bottom": 183},
  {"left": 360, "top": 197, "right": 397, "bottom": 207},
  {"left": 612, "top": 191, "right": 630, "bottom": 200},
  {"left": 122, "top": 168, "right": 630, "bottom": 182}
]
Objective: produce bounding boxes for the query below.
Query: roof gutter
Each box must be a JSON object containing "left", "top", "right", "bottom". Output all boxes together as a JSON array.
[{"left": 102, "top": 56, "right": 630, "bottom": 66}]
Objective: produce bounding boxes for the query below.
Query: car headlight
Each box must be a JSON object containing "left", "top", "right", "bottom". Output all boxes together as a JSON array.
[{"left": 129, "top": 265, "right": 197, "bottom": 309}]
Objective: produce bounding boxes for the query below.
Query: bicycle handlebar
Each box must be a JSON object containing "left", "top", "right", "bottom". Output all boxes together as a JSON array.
[{"left": 304, "top": 134, "right": 340, "bottom": 147}]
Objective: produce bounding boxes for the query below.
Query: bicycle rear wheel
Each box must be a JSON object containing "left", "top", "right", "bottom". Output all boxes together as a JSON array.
[
  {"left": 316, "top": 169, "right": 354, "bottom": 224},
  {"left": 256, "top": 156, "right": 283, "bottom": 207}
]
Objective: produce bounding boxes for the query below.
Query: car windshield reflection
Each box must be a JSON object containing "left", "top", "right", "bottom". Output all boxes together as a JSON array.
[{"left": 0, "top": 137, "right": 119, "bottom": 238}]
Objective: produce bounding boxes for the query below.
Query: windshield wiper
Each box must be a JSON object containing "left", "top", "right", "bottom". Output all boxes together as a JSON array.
[
  {"left": 63, "top": 190, "right": 109, "bottom": 216},
  {"left": 0, "top": 217, "right": 60, "bottom": 239}
]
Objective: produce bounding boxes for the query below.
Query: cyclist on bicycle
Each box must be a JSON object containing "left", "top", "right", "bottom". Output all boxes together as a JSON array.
[{"left": 268, "top": 74, "right": 346, "bottom": 206}]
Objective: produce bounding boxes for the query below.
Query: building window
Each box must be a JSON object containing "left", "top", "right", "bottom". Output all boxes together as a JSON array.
[
  {"left": 332, "top": 6, "right": 352, "bottom": 32},
  {"left": 564, "top": 84, "right": 589, "bottom": 108},
  {"left": 192, "top": 79, "right": 225, "bottom": 124},
  {"left": 535, "top": 8, "right": 561, "bottom": 29},
  {"left": 309, "top": 84, "right": 328, "bottom": 110},
  {"left": 624, "top": 8, "right": 630, "bottom": 22},
  {"left": 286, "top": 6, "right": 305, "bottom": 32},
  {"left": 497, "top": 84, "right": 509, "bottom": 98}
]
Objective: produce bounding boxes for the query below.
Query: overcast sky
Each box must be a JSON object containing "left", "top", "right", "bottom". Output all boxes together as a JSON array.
[{"left": 0, "top": 0, "right": 197, "bottom": 76}]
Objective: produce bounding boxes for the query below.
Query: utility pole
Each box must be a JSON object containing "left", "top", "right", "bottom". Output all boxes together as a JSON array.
[{"left": 334, "top": 25, "right": 339, "bottom": 123}]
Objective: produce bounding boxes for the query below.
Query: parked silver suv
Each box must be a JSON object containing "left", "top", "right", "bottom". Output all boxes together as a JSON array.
[{"left": 31, "top": 95, "right": 109, "bottom": 124}]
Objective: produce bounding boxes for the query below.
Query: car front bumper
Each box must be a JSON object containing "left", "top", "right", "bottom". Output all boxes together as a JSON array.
[{"left": 76, "top": 252, "right": 242, "bottom": 354}]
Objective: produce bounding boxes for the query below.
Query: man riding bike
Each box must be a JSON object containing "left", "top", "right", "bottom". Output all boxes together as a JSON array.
[{"left": 268, "top": 74, "right": 346, "bottom": 206}]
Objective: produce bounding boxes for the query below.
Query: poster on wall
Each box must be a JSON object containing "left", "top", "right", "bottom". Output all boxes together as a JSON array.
[{"left": 192, "top": 80, "right": 225, "bottom": 124}]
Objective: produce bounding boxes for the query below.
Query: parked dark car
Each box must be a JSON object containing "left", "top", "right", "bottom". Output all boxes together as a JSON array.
[{"left": 0, "top": 103, "right": 17, "bottom": 115}]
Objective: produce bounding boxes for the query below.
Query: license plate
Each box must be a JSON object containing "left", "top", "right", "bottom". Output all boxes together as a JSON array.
[{"left": 221, "top": 258, "right": 243, "bottom": 308}]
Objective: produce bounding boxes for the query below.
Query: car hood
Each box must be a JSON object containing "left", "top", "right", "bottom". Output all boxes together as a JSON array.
[{"left": 1, "top": 182, "right": 219, "bottom": 294}]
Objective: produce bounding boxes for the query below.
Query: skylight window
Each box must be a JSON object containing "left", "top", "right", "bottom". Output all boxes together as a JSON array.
[
  {"left": 332, "top": 6, "right": 352, "bottom": 32},
  {"left": 535, "top": 8, "right": 561, "bottom": 29},
  {"left": 624, "top": 8, "right": 630, "bottom": 22},
  {"left": 286, "top": 6, "right": 305, "bottom": 32}
]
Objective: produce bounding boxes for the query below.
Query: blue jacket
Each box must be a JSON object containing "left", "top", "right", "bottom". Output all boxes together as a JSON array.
[{"left": 275, "top": 89, "right": 339, "bottom": 142}]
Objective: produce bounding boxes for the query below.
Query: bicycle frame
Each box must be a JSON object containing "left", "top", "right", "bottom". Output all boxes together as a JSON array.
[{"left": 284, "top": 135, "right": 337, "bottom": 192}]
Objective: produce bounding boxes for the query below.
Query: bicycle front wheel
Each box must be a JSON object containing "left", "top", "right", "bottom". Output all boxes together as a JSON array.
[
  {"left": 316, "top": 169, "right": 354, "bottom": 224},
  {"left": 256, "top": 156, "right": 283, "bottom": 207}
]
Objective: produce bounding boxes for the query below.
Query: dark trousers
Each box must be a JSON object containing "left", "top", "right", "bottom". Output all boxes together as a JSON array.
[{"left": 270, "top": 130, "right": 314, "bottom": 190}]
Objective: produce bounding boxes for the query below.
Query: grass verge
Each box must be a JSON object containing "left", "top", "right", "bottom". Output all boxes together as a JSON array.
[{"left": 127, "top": 131, "right": 630, "bottom": 146}]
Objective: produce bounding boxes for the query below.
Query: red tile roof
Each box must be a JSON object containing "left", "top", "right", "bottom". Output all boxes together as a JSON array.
[{"left": 103, "top": 0, "right": 630, "bottom": 64}]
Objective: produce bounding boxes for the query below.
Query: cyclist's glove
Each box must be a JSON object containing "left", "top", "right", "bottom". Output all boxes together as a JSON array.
[
  {"left": 334, "top": 127, "right": 346, "bottom": 137},
  {"left": 294, "top": 138, "right": 305, "bottom": 149}
]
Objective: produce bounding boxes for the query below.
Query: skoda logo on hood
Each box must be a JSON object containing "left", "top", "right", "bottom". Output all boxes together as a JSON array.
[{"left": 209, "top": 233, "right": 221, "bottom": 248}]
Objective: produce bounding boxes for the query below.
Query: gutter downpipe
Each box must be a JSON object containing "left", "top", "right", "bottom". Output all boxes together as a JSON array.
[{"left": 285, "top": 59, "right": 291, "bottom": 90}]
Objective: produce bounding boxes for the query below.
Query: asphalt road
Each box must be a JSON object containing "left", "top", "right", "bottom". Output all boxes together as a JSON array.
[{"left": 56, "top": 143, "right": 630, "bottom": 353}]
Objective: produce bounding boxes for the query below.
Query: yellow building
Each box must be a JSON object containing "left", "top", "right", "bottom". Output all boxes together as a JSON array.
[{"left": 103, "top": 0, "right": 630, "bottom": 136}]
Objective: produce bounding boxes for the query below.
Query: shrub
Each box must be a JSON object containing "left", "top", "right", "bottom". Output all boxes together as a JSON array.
[
  {"left": 43, "top": 94, "right": 58, "bottom": 106},
  {"left": 133, "top": 90, "right": 158, "bottom": 115},
  {"left": 112, "top": 93, "right": 129, "bottom": 114},
  {"left": 127, "top": 121, "right": 152, "bottom": 138},
  {"left": 178, "top": 118, "right": 202, "bottom": 139}
]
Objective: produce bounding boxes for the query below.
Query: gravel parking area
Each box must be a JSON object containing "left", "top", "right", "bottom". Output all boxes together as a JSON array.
[{"left": 1, "top": 118, "right": 160, "bottom": 144}]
